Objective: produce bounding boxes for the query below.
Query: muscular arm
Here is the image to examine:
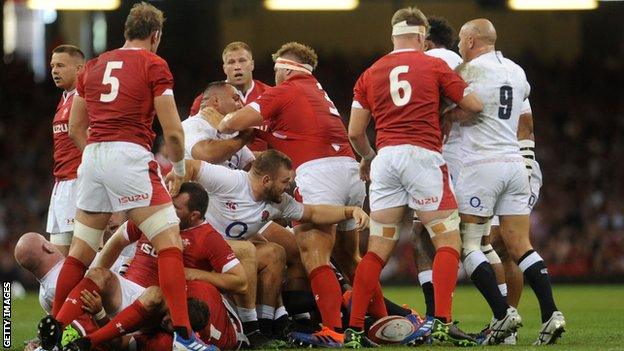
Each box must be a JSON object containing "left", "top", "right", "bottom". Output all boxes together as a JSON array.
[
  {"left": 185, "top": 263, "right": 247, "bottom": 294},
  {"left": 68, "top": 95, "right": 89, "bottom": 150},
  {"left": 191, "top": 135, "right": 250, "bottom": 164},
  {"left": 444, "top": 92, "right": 484, "bottom": 122},
  {"left": 300, "top": 205, "right": 369, "bottom": 231},
  {"left": 348, "top": 107, "right": 375, "bottom": 159},
  {"left": 154, "top": 95, "right": 185, "bottom": 164},
  {"left": 94, "top": 224, "right": 132, "bottom": 269},
  {"left": 218, "top": 105, "right": 264, "bottom": 134},
  {"left": 518, "top": 111, "right": 534, "bottom": 141}
]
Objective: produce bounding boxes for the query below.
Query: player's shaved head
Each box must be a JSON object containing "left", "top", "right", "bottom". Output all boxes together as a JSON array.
[
  {"left": 14, "top": 232, "right": 63, "bottom": 280},
  {"left": 458, "top": 18, "right": 497, "bottom": 61},
  {"left": 462, "top": 18, "right": 497, "bottom": 45}
]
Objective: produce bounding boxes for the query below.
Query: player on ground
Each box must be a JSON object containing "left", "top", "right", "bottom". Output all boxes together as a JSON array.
[
  {"left": 451, "top": 18, "right": 565, "bottom": 345},
  {"left": 47, "top": 45, "right": 85, "bottom": 256},
  {"left": 62, "top": 182, "right": 245, "bottom": 351},
  {"left": 38, "top": 3, "right": 212, "bottom": 351},
  {"left": 345, "top": 7, "right": 483, "bottom": 347},
  {"left": 411, "top": 15, "right": 464, "bottom": 321},
  {"left": 189, "top": 41, "right": 271, "bottom": 153},
  {"left": 183, "top": 81, "right": 255, "bottom": 169},
  {"left": 203, "top": 42, "right": 367, "bottom": 347}
]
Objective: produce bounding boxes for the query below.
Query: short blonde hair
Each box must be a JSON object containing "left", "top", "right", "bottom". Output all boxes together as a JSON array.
[
  {"left": 222, "top": 41, "right": 253, "bottom": 62},
  {"left": 124, "top": 2, "right": 165, "bottom": 41},
  {"left": 391, "top": 6, "right": 429, "bottom": 32},
  {"left": 271, "top": 42, "right": 318, "bottom": 71}
]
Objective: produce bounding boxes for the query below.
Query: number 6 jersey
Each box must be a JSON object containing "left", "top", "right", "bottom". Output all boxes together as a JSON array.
[
  {"left": 352, "top": 49, "right": 467, "bottom": 153},
  {"left": 456, "top": 51, "right": 530, "bottom": 163}
]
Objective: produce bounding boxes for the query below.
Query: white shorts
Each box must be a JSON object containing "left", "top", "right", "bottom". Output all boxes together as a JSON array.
[
  {"left": 369, "top": 145, "right": 456, "bottom": 212},
  {"left": 456, "top": 158, "right": 531, "bottom": 217},
  {"left": 46, "top": 179, "right": 77, "bottom": 236},
  {"left": 442, "top": 148, "right": 463, "bottom": 187},
  {"left": 491, "top": 170, "right": 542, "bottom": 226},
  {"left": 76, "top": 142, "right": 171, "bottom": 213},
  {"left": 295, "top": 157, "right": 366, "bottom": 231},
  {"left": 111, "top": 272, "right": 146, "bottom": 316}
]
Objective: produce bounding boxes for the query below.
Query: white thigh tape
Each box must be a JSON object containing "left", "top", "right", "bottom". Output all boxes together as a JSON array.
[
  {"left": 424, "top": 210, "right": 460, "bottom": 238},
  {"left": 369, "top": 220, "right": 401, "bottom": 241},
  {"left": 138, "top": 206, "right": 180, "bottom": 241},
  {"left": 73, "top": 221, "right": 104, "bottom": 251}
]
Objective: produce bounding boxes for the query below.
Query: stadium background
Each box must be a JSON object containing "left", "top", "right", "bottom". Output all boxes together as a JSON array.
[{"left": 1, "top": 0, "right": 624, "bottom": 292}]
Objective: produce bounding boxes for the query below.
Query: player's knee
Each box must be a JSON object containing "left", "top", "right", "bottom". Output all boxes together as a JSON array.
[
  {"left": 138, "top": 206, "right": 179, "bottom": 242},
  {"left": 73, "top": 220, "right": 105, "bottom": 251},
  {"left": 460, "top": 220, "right": 491, "bottom": 257},
  {"left": 139, "top": 286, "right": 165, "bottom": 312},
  {"left": 85, "top": 267, "right": 113, "bottom": 287},
  {"left": 481, "top": 244, "right": 502, "bottom": 265}
]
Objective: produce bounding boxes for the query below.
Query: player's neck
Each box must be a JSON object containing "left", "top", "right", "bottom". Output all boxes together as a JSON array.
[
  {"left": 237, "top": 80, "right": 253, "bottom": 95},
  {"left": 64, "top": 85, "right": 76, "bottom": 94},
  {"left": 468, "top": 46, "right": 495, "bottom": 62},
  {"left": 248, "top": 174, "right": 264, "bottom": 201},
  {"left": 123, "top": 39, "right": 152, "bottom": 52}
]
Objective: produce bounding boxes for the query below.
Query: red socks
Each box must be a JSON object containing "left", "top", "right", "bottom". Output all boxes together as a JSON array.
[
  {"left": 157, "top": 247, "right": 191, "bottom": 336},
  {"left": 88, "top": 300, "right": 150, "bottom": 346},
  {"left": 52, "top": 256, "right": 87, "bottom": 317},
  {"left": 433, "top": 246, "right": 460, "bottom": 322},
  {"left": 309, "top": 265, "right": 343, "bottom": 331},
  {"left": 56, "top": 278, "right": 100, "bottom": 326},
  {"left": 348, "top": 252, "right": 386, "bottom": 329}
]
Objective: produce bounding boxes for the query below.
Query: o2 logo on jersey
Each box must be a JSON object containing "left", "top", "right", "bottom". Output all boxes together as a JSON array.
[
  {"left": 225, "top": 221, "right": 248, "bottom": 239},
  {"left": 528, "top": 193, "right": 537, "bottom": 208},
  {"left": 139, "top": 243, "right": 158, "bottom": 258},
  {"left": 470, "top": 197, "right": 482, "bottom": 209}
]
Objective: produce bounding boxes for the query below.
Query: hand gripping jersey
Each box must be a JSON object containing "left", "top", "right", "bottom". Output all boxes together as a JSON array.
[
  {"left": 196, "top": 161, "right": 304, "bottom": 239},
  {"left": 249, "top": 74, "right": 355, "bottom": 169},
  {"left": 352, "top": 49, "right": 467, "bottom": 153},
  {"left": 77, "top": 47, "right": 174, "bottom": 151},
  {"left": 457, "top": 51, "right": 530, "bottom": 163}
]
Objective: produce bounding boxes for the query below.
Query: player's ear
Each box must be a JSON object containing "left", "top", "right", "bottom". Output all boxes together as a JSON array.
[
  {"left": 42, "top": 242, "right": 55, "bottom": 254},
  {"left": 250, "top": 59, "right": 255, "bottom": 72}
]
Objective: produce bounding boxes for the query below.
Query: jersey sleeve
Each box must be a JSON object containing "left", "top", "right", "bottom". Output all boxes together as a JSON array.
[
  {"left": 203, "top": 231, "right": 240, "bottom": 273},
  {"left": 521, "top": 98, "right": 532, "bottom": 115},
  {"left": 122, "top": 221, "right": 143, "bottom": 242},
  {"left": 278, "top": 194, "right": 305, "bottom": 221},
  {"left": 183, "top": 118, "right": 219, "bottom": 158},
  {"left": 352, "top": 70, "right": 370, "bottom": 110},
  {"left": 238, "top": 146, "right": 255, "bottom": 170},
  {"left": 196, "top": 161, "right": 243, "bottom": 194},
  {"left": 248, "top": 84, "right": 293, "bottom": 122},
  {"left": 147, "top": 56, "right": 174, "bottom": 97},
  {"left": 437, "top": 60, "right": 468, "bottom": 103}
]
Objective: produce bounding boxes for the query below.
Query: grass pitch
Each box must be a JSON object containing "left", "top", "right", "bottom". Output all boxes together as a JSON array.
[{"left": 5, "top": 284, "right": 624, "bottom": 350}]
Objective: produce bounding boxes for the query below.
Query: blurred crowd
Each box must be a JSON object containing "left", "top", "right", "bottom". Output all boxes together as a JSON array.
[{"left": 1, "top": 47, "right": 623, "bottom": 288}]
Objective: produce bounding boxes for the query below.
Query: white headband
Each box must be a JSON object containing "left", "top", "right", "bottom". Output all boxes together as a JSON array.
[
  {"left": 274, "top": 58, "right": 313, "bottom": 73},
  {"left": 392, "top": 20, "right": 427, "bottom": 36}
]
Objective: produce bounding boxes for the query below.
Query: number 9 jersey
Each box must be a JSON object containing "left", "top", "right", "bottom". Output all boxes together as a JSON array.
[{"left": 456, "top": 51, "right": 530, "bottom": 163}]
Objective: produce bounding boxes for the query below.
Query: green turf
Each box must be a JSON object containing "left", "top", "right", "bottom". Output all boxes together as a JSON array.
[{"left": 6, "top": 285, "right": 624, "bottom": 350}]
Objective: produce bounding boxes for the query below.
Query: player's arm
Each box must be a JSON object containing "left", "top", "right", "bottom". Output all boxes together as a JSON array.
[
  {"left": 191, "top": 131, "right": 253, "bottom": 164},
  {"left": 444, "top": 92, "right": 483, "bottom": 122},
  {"left": 518, "top": 99, "right": 535, "bottom": 176},
  {"left": 93, "top": 223, "right": 133, "bottom": 269},
  {"left": 184, "top": 263, "right": 247, "bottom": 294},
  {"left": 155, "top": 94, "right": 186, "bottom": 195},
  {"left": 68, "top": 95, "right": 89, "bottom": 150},
  {"left": 216, "top": 105, "right": 264, "bottom": 134},
  {"left": 300, "top": 205, "right": 369, "bottom": 232},
  {"left": 348, "top": 106, "right": 376, "bottom": 181}
]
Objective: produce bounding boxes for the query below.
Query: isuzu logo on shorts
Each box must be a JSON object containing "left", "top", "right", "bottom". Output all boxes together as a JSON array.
[
  {"left": 414, "top": 196, "right": 439, "bottom": 206},
  {"left": 118, "top": 193, "right": 149, "bottom": 205}
]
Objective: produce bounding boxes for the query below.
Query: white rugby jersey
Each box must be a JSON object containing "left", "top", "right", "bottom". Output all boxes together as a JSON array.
[
  {"left": 457, "top": 51, "right": 530, "bottom": 163},
  {"left": 182, "top": 114, "right": 255, "bottom": 170},
  {"left": 38, "top": 260, "right": 63, "bottom": 313},
  {"left": 426, "top": 48, "right": 464, "bottom": 166},
  {"left": 197, "top": 161, "right": 304, "bottom": 240}
]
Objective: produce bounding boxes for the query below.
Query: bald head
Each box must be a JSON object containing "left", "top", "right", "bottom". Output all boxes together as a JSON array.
[
  {"left": 14, "top": 232, "right": 64, "bottom": 280},
  {"left": 458, "top": 18, "right": 497, "bottom": 61}
]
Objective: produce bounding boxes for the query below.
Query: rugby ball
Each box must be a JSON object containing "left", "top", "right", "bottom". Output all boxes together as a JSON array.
[{"left": 367, "top": 315, "right": 415, "bottom": 344}]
